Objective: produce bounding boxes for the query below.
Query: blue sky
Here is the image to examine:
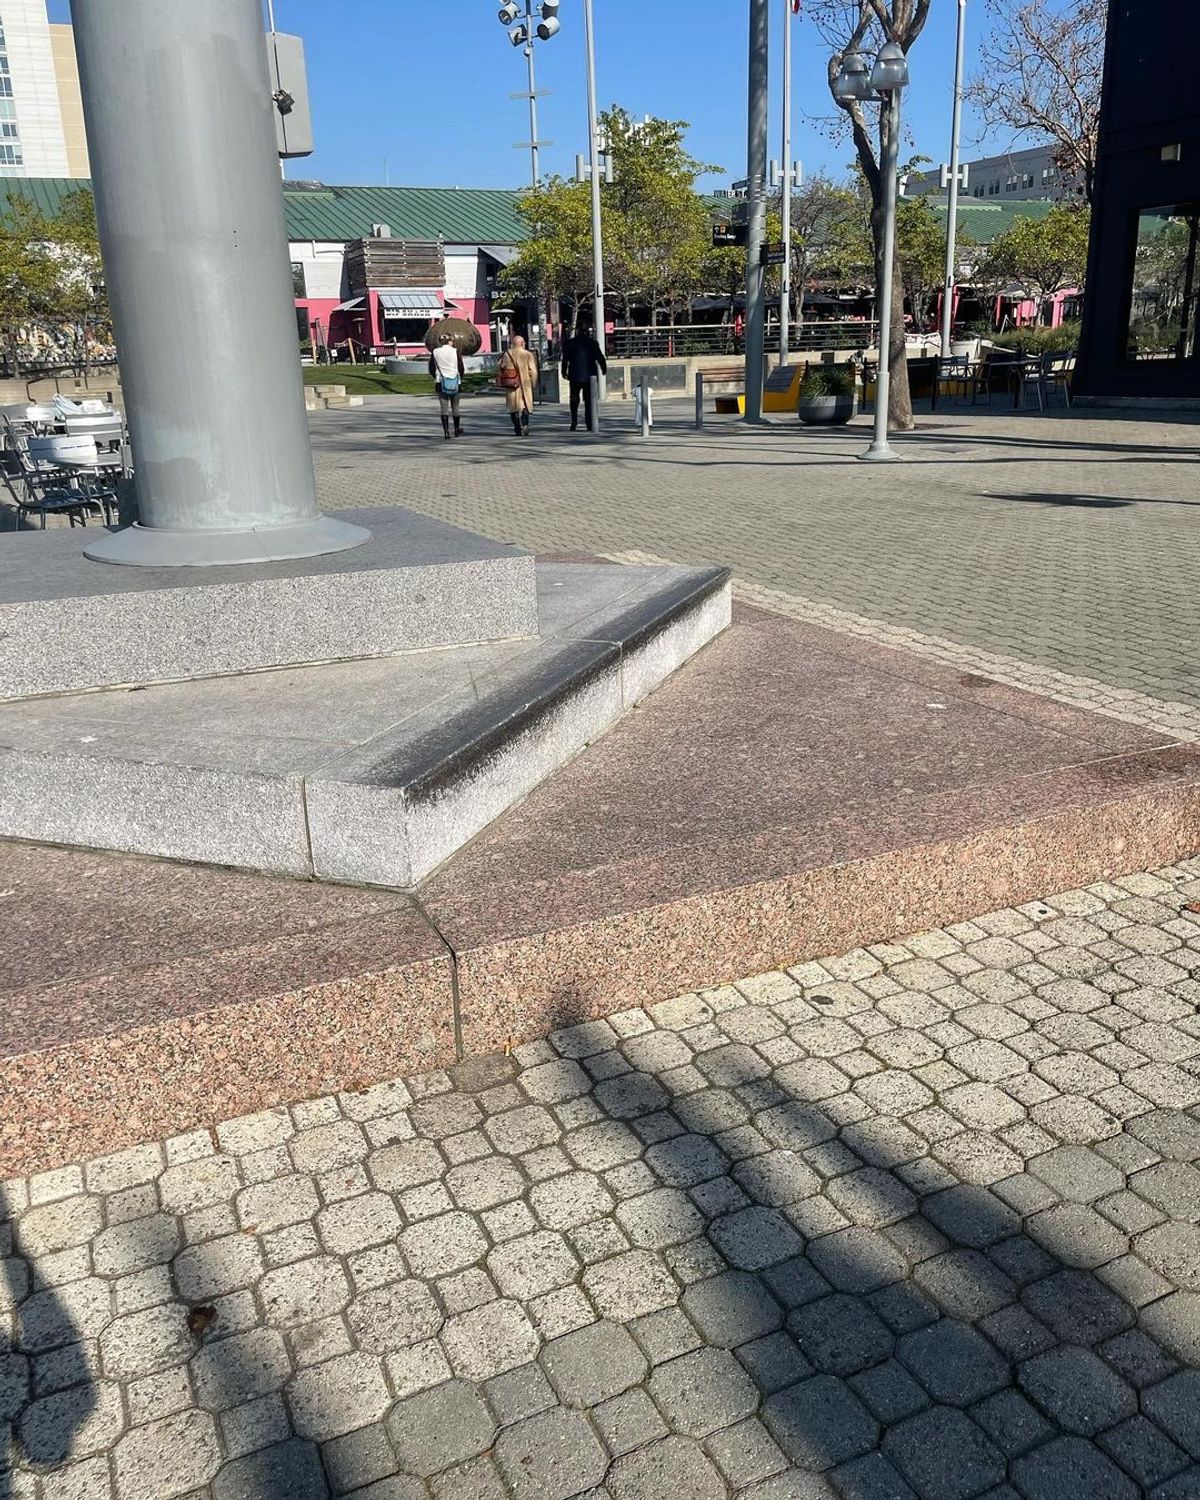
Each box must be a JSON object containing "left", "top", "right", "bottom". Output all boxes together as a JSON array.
[{"left": 54, "top": 1, "right": 1012, "bottom": 190}]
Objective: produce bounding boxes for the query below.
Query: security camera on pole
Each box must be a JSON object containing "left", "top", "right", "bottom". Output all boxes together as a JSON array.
[{"left": 833, "top": 40, "right": 909, "bottom": 463}]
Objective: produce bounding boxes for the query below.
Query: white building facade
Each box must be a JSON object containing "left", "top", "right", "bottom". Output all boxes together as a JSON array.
[{"left": 0, "top": 0, "right": 73, "bottom": 177}]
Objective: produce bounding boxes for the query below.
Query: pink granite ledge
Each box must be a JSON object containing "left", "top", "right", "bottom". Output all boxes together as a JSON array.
[
  {"left": 419, "top": 606, "right": 1200, "bottom": 1051},
  {"left": 0, "top": 846, "right": 455, "bottom": 1175},
  {"left": 446, "top": 776, "right": 1200, "bottom": 1056}
]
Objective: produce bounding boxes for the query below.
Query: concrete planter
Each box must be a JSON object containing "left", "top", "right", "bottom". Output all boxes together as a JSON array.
[{"left": 797, "top": 393, "right": 857, "bottom": 425}]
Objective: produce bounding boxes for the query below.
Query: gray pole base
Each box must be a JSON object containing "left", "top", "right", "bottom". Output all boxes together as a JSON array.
[
  {"left": 859, "top": 441, "right": 904, "bottom": 464},
  {"left": 83, "top": 515, "right": 371, "bottom": 568}
]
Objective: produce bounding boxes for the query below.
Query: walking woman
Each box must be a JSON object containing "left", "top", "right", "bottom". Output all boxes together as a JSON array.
[
  {"left": 429, "top": 333, "right": 465, "bottom": 439},
  {"left": 497, "top": 335, "right": 539, "bottom": 437}
]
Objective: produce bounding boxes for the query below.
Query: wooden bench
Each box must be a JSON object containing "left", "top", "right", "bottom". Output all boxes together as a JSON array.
[{"left": 694, "top": 364, "right": 748, "bottom": 422}]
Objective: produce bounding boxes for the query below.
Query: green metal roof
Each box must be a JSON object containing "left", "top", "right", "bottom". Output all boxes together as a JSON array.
[
  {"left": 919, "top": 196, "right": 1058, "bottom": 244},
  {"left": 2, "top": 177, "right": 1066, "bottom": 251},
  {"left": 0, "top": 178, "right": 529, "bottom": 246}
]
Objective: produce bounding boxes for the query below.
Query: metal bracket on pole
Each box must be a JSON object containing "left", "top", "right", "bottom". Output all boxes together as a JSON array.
[
  {"left": 514, "top": 140, "right": 553, "bottom": 151},
  {"left": 509, "top": 89, "right": 552, "bottom": 99},
  {"left": 939, "top": 162, "right": 969, "bottom": 189}
]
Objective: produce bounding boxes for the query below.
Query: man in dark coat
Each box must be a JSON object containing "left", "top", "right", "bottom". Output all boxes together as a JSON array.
[{"left": 561, "top": 318, "right": 608, "bottom": 432}]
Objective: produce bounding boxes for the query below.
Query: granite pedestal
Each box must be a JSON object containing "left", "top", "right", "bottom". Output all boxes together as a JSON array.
[
  {"left": 0, "top": 507, "right": 538, "bottom": 699},
  {"left": 0, "top": 555, "right": 731, "bottom": 885}
]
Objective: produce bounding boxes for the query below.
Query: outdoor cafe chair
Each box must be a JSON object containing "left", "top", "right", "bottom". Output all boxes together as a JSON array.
[
  {"left": 5, "top": 433, "right": 116, "bottom": 528},
  {"left": 931, "top": 354, "right": 988, "bottom": 411},
  {"left": 1041, "top": 353, "right": 1074, "bottom": 408},
  {"left": 1011, "top": 355, "right": 1046, "bottom": 411}
]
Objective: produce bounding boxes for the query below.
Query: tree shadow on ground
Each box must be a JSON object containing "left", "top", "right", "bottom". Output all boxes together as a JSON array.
[
  {"left": 1, "top": 1184, "right": 97, "bottom": 1499},
  {"left": 6, "top": 963, "right": 1200, "bottom": 1497}
]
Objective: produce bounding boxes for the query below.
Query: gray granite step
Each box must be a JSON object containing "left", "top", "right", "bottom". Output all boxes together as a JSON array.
[
  {"left": 0, "top": 561, "right": 730, "bottom": 886},
  {"left": 0, "top": 507, "right": 538, "bottom": 700}
]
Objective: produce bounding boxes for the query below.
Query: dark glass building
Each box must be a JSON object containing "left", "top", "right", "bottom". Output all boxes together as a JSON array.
[{"left": 1075, "top": 0, "right": 1200, "bottom": 404}]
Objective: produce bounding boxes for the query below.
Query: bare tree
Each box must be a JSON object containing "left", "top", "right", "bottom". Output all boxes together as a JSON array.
[
  {"left": 813, "top": 0, "right": 932, "bottom": 432},
  {"left": 968, "top": 0, "right": 1106, "bottom": 202}
]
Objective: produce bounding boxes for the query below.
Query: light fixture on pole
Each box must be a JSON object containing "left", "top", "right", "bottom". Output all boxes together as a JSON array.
[
  {"left": 834, "top": 39, "right": 909, "bottom": 462},
  {"left": 496, "top": 0, "right": 559, "bottom": 188},
  {"left": 938, "top": 0, "right": 968, "bottom": 358}
]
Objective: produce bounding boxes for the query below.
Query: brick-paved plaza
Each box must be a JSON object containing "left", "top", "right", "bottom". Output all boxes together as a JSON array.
[
  {"left": 311, "top": 398, "right": 1200, "bottom": 714},
  {"left": 5, "top": 399, "right": 1200, "bottom": 1499},
  {"left": 5, "top": 861, "right": 1200, "bottom": 1499}
]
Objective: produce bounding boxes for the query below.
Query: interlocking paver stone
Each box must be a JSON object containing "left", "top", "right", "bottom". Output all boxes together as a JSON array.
[
  {"left": 1018, "top": 1346, "right": 1137, "bottom": 1436},
  {"left": 646, "top": 1345, "right": 759, "bottom": 1437},
  {"left": 897, "top": 1320, "right": 1009, "bottom": 1406},
  {"left": 884, "top": 1407, "right": 1005, "bottom": 1500},
  {"left": 441, "top": 1298, "right": 540, "bottom": 1381},
  {"left": 790, "top": 1293, "right": 893, "bottom": 1377},
  {"left": 1010, "top": 1435, "right": 1139, "bottom": 1500},
  {"left": 346, "top": 1279, "right": 443, "bottom": 1351},
  {"left": 540, "top": 1319, "right": 647, "bottom": 1408},
  {"left": 386, "top": 1379, "right": 496, "bottom": 1478},
  {"left": 493, "top": 1405, "right": 608, "bottom": 1500},
  {"left": 763, "top": 1374, "right": 878, "bottom": 1470},
  {"left": 13, "top": 859, "right": 1200, "bottom": 1499}
]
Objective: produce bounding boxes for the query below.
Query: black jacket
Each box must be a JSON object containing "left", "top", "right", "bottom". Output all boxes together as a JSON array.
[{"left": 561, "top": 334, "right": 608, "bottom": 383}]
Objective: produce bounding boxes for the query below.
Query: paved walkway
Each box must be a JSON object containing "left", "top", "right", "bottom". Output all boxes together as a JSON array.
[
  {"left": 310, "top": 397, "right": 1200, "bottom": 712},
  {"left": 5, "top": 858, "right": 1200, "bottom": 1499}
]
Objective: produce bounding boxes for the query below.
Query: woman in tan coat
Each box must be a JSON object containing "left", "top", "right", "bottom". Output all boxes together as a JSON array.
[{"left": 497, "top": 335, "right": 539, "bottom": 437}]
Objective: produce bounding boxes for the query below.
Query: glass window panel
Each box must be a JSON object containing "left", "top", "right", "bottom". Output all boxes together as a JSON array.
[{"left": 1126, "top": 206, "right": 1200, "bottom": 364}]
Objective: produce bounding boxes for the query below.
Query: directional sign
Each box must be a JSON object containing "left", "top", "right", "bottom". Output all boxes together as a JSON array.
[
  {"left": 761, "top": 242, "right": 786, "bottom": 266},
  {"left": 712, "top": 222, "right": 748, "bottom": 249}
]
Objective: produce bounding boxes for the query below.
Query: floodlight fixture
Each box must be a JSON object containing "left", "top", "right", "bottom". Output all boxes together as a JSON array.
[
  {"left": 870, "top": 41, "right": 909, "bottom": 93},
  {"left": 833, "top": 51, "right": 873, "bottom": 103}
]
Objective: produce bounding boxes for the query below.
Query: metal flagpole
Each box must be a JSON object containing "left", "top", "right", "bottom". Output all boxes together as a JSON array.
[
  {"left": 744, "top": 0, "right": 769, "bottom": 421},
  {"left": 583, "top": 0, "right": 605, "bottom": 359},
  {"left": 939, "top": 0, "right": 967, "bottom": 358},
  {"left": 779, "top": 0, "right": 794, "bottom": 366}
]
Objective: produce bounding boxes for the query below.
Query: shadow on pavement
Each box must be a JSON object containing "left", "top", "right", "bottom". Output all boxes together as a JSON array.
[
  {"left": 5, "top": 987, "right": 1200, "bottom": 1496},
  {"left": 1, "top": 1183, "right": 98, "bottom": 1498}
]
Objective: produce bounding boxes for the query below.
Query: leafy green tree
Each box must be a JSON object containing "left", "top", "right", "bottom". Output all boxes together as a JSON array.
[
  {"left": 600, "top": 107, "right": 721, "bottom": 324},
  {"left": 0, "top": 197, "right": 59, "bottom": 375},
  {"left": 0, "top": 188, "right": 109, "bottom": 375},
  {"left": 896, "top": 195, "right": 957, "bottom": 331},
  {"left": 504, "top": 106, "right": 722, "bottom": 330},
  {"left": 977, "top": 204, "right": 1091, "bottom": 320},
  {"left": 502, "top": 176, "right": 595, "bottom": 333},
  {"left": 788, "top": 174, "right": 872, "bottom": 312}
]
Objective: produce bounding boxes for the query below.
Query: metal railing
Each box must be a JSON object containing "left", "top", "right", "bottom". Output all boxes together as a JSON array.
[{"left": 607, "top": 321, "right": 879, "bottom": 359}]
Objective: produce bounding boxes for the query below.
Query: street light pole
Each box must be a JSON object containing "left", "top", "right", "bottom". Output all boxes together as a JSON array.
[
  {"left": 583, "top": 0, "right": 605, "bottom": 357},
  {"left": 744, "top": 0, "right": 769, "bottom": 421},
  {"left": 779, "top": 0, "right": 793, "bottom": 367},
  {"left": 525, "top": 14, "right": 540, "bottom": 187},
  {"left": 939, "top": 0, "right": 967, "bottom": 358}
]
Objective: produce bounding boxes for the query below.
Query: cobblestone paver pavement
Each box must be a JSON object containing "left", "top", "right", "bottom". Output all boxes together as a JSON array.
[
  {"left": 5, "top": 859, "right": 1200, "bottom": 1498},
  {"left": 309, "top": 398, "right": 1200, "bottom": 709}
]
